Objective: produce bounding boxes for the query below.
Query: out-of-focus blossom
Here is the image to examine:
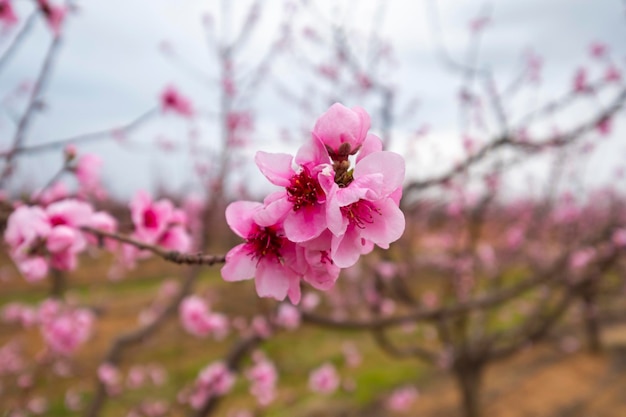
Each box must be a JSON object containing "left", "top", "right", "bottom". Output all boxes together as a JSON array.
[
  {"left": 0, "top": 0, "right": 18, "bottom": 27},
  {"left": 179, "top": 295, "right": 228, "bottom": 339},
  {"left": 39, "top": 300, "right": 93, "bottom": 356},
  {"left": 274, "top": 303, "right": 301, "bottom": 330},
  {"left": 308, "top": 363, "right": 339, "bottom": 394},
  {"left": 186, "top": 362, "right": 235, "bottom": 410},
  {"left": 161, "top": 86, "right": 194, "bottom": 117},
  {"left": 246, "top": 356, "right": 277, "bottom": 406},
  {"left": 37, "top": 0, "right": 65, "bottom": 36},
  {"left": 386, "top": 386, "right": 419, "bottom": 412}
]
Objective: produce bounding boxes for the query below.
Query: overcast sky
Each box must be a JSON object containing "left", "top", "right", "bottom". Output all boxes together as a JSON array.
[{"left": 1, "top": 0, "right": 625, "bottom": 200}]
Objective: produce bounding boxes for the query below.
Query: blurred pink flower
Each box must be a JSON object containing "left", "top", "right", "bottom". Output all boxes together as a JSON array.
[
  {"left": 39, "top": 300, "right": 93, "bottom": 356},
  {"left": 573, "top": 68, "right": 590, "bottom": 93},
  {"left": 386, "top": 386, "right": 419, "bottom": 412},
  {"left": 0, "top": 0, "right": 18, "bottom": 27},
  {"left": 246, "top": 356, "right": 277, "bottom": 406},
  {"left": 589, "top": 41, "right": 607, "bottom": 59},
  {"left": 275, "top": 303, "right": 301, "bottom": 330},
  {"left": 309, "top": 363, "right": 339, "bottom": 394},
  {"left": 179, "top": 295, "right": 228, "bottom": 339},
  {"left": 161, "top": 85, "right": 193, "bottom": 117},
  {"left": 187, "top": 362, "right": 235, "bottom": 410},
  {"left": 37, "top": 0, "right": 65, "bottom": 36}
]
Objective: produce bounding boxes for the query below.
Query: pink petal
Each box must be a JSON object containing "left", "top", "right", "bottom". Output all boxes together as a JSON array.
[
  {"left": 356, "top": 133, "right": 383, "bottom": 162},
  {"left": 255, "top": 152, "right": 294, "bottom": 187},
  {"left": 284, "top": 205, "right": 326, "bottom": 242},
  {"left": 225, "top": 201, "right": 262, "bottom": 238},
  {"left": 331, "top": 228, "right": 364, "bottom": 268},
  {"left": 359, "top": 199, "right": 405, "bottom": 248},
  {"left": 355, "top": 151, "right": 405, "bottom": 196},
  {"left": 221, "top": 244, "right": 256, "bottom": 281},
  {"left": 255, "top": 260, "right": 291, "bottom": 301}
]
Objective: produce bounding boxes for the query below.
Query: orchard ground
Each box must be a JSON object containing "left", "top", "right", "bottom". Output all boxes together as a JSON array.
[{"left": 2, "top": 250, "right": 625, "bottom": 417}]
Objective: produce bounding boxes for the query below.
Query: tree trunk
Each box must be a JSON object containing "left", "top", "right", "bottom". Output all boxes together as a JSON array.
[
  {"left": 582, "top": 293, "right": 602, "bottom": 354},
  {"left": 454, "top": 363, "right": 484, "bottom": 417}
]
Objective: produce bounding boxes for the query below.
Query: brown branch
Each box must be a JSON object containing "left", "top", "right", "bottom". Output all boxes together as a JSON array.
[
  {"left": 0, "top": 12, "right": 38, "bottom": 75},
  {"left": 371, "top": 328, "right": 437, "bottom": 363},
  {"left": 1, "top": 30, "right": 64, "bottom": 184},
  {"left": 0, "top": 107, "right": 158, "bottom": 158},
  {"left": 84, "top": 265, "right": 203, "bottom": 417},
  {"left": 190, "top": 334, "right": 263, "bottom": 417},
  {"left": 81, "top": 227, "right": 226, "bottom": 266},
  {"left": 404, "top": 86, "right": 626, "bottom": 193}
]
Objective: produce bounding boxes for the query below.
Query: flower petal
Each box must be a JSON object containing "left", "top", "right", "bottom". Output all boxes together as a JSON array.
[
  {"left": 221, "top": 244, "right": 256, "bottom": 281},
  {"left": 255, "top": 151, "right": 293, "bottom": 187},
  {"left": 225, "top": 201, "right": 262, "bottom": 238},
  {"left": 359, "top": 199, "right": 405, "bottom": 248}
]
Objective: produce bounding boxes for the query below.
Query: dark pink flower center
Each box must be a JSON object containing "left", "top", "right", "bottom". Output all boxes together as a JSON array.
[
  {"left": 49, "top": 215, "right": 67, "bottom": 227},
  {"left": 320, "top": 250, "right": 333, "bottom": 265},
  {"left": 246, "top": 225, "right": 284, "bottom": 260},
  {"left": 143, "top": 209, "right": 159, "bottom": 229},
  {"left": 286, "top": 168, "right": 323, "bottom": 211},
  {"left": 341, "top": 200, "right": 381, "bottom": 229}
]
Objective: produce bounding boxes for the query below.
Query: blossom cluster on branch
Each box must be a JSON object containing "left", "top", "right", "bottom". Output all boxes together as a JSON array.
[{"left": 221, "top": 103, "right": 406, "bottom": 304}]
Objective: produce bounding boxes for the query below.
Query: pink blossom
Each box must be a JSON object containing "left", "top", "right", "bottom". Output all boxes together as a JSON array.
[
  {"left": 320, "top": 150, "right": 406, "bottom": 268},
  {"left": 87, "top": 211, "right": 118, "bottom": 250},
  {"left": 222, "top": 76, "right": 236, "bottom": 97},
  {"left": 179, "top": 296, "right": 228, "bottom": 339},
  {"left": 37, "top": 0, "right": 65, "bottom": 36},
  {"left": 569, "top": 248, "right": 596, "bottom": 270},
  {"left": 386, "top": 386, "right": 419, "bottom": 412},
  {"left": 573, "top": 68, "right": 590, "bottom": 93},
  {"left": 33, "top": 181, "right": 69, "bottom": 205},
  {"left": 221, "top": 201, "right": 304, "bottom": 304},
  {"left": 98, "top": 363, "right": 121, "bottom": 394},
  {"left": 147, "top": 364, "right": 167, "bottom": 386},
  {"left": 525, "top": 50, "right": 543, "bottom": 83},
  {"left": 612, "top": 229, "right": 626, "bottom": 247},
  {"left": 160, "top": 85, "right": 194, "bottom": 117},
  {"left": 251, "top": 315, "right": 272, "bottom": 339},
  {"left": 27, "top": 397, "right": 48, "bottom": 415},
  {"left": 596, "top": 116, "right": 611, "bottom": 136},
  {"left": 309, "top": 363, "right": 339, "bottom": 394},
  {"left": 65, "top": 388, "right": 82, "bottom": 411},
  {"left": 39, "top": 300, "right": 93, "bottom": 356},
  {"left": 318, "top": 65, "right": 339, "bottom": 80},
  {"left": 469, "top": 16, "right": 490, "bottom": 32},
  {"left": 274, "top": 303, "right": 301, "bottom": 330},
  {"left": 4, "top": 206, "right": 51, "bottom": 281},
  {"left": 605, "top": 65, "right": 622, "bottom": 83},
  {"left": 342, "top": 342, "right": 361, "bottom": 368},
  {"left": 246, "top": 357, "right": 277, "bottom": 406},
  {"left": 589, "top": 42, "right": 608, "bottom": 59},
  {"left": 254, "top": 136, "right": 330, "bottom": 242},
  {"left": 312, "top": 103, "right": 371, "bottom": 158},
  {"left": 75, "top": 153, "right": 105, "bottom": 198},
  {"left": 129, "top": 191, "right": 191, "bottom": 253},
  {"left": 0, "top": 0, "right": 18, "bottom": 27},
  {"left": 2, "top": 303, "right": 37, "bottom": 327},
  {"left": 130, "top": 191, "right": 173, "bottom": 241},
  {"left": 4, "top": 200, "right": 93, "bottom": 280},
  {"left": 126, "top": 366, "right": 146, "bottom": 389},
  {"left": 375, "top": 261, "right": 398, "bottom": 281},
  {"left": 187, "top": 362, "right": 235, "bottom": 410},
  {"left": 301, "top": 292, "right": 320, "bottom": 311},
  {"left": 299, "top": 230, "right": 341, "bottom": 289}
]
